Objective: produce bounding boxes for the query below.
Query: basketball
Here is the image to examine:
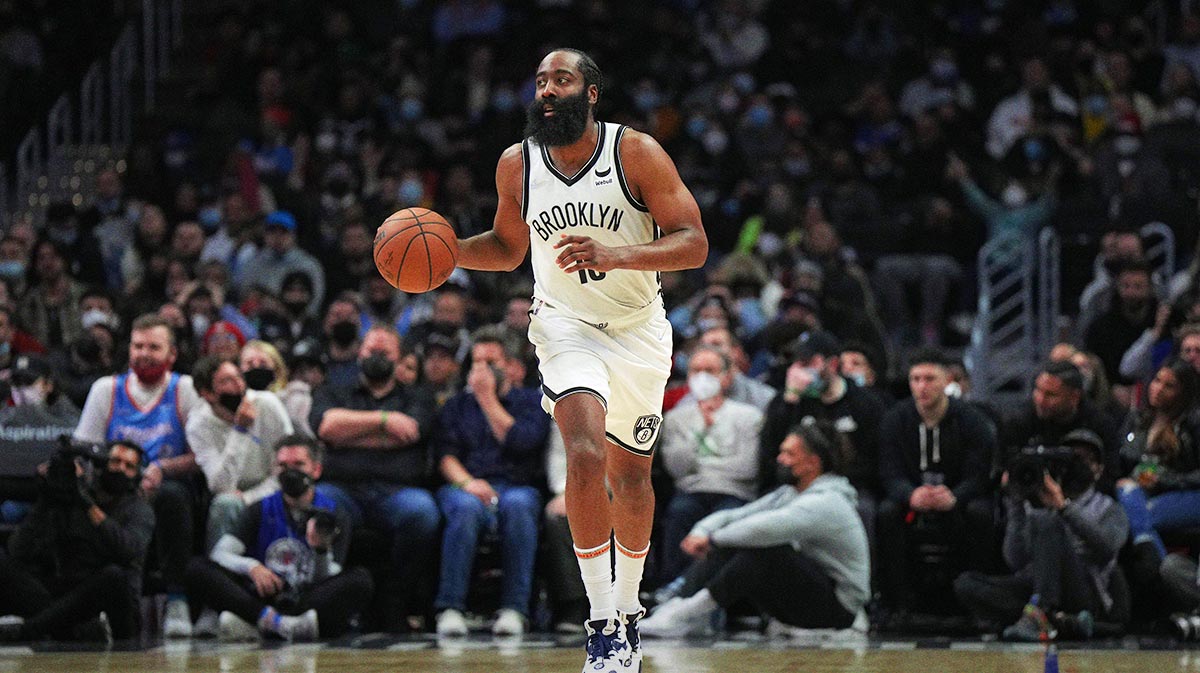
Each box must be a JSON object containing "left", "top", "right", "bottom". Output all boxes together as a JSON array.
[{"left": 373, "top": 207, "right": 459, "bottom": 293}]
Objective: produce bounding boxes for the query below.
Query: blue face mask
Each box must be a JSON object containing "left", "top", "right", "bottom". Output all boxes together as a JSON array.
[
  {"left": 397, "top": 179, "right": 424, "bottom": 205},
  {"left": 0, "top": 341, "right": 11, "bottom": 358},
  {"left": 846, "top": 372, "right": 868, "bottom": 388},
  {"left": 0, "top": 260, "right": 24, "bottom": 279},
  {"left": 744, "top": 104, "right": 772, "bottom": 127},
  {"left": 400, "top": 97, "right": 424, "bottom": 122},
  {"left": 686, "top": 116, "right": 708, "bottom": 139}
]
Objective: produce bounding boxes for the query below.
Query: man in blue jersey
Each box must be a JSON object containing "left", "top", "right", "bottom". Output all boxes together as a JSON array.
[
  {"left": 75, "top": 313, "right": 204, "bottom": 638},
  {"left": 455, "top": 48, "right": 707, "bottom": 673}
]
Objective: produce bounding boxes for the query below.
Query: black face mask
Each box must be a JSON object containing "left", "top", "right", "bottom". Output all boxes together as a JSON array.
[
  {"left": 99, "top": 469, "right": 137, "bottom": 495},
  {"left": 776, "top": 464, "right": 799, "bottom": 486},
  {"left": 244, "top": 367, "right": 275, "bottom": 391},
  {"left": 330, "top": 321, "right": 358, "bottom": 347},
  {"left": 524, "top": 89, "right": 592, "bottom": 147},
  {"left": 368, "top": 299, "right": 392, "bottom": 316},
  {"left": 360, "top": 353, "right": 394, "bottom": 384},
  {"left": 279, "top": 467, "right": 314, "bottom": 498},
  {"left": 283, "top": 300, "right": 309, "bottom": 316},
  {"left": 218, "top": 392, "right": 244, "bottom": 414}
]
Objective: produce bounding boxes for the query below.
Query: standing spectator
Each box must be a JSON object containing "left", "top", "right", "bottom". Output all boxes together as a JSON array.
[
  {"left": 954, "top": 430, "right": 1128, "bottom": 640},
  {"left": 759, "top": 330, "right": 886, "bottom": 548},
  {"left": 311, "top": 325, "right": 438, "bottom": 628},
  {"left": 658, "top": 346, "right": 763, "bottom": 583},
  {"left": 985, "top": 56, "right": 1078, "bottom": 159},
  {"left": 185, "top": 435, "right": 373, "bottom": 640},
  {"left": 236, "top": 211, "right": 326, "bottom": 316},
  {"left": 0, "top": 440, "right": 155, "bottom": 642},
  {"left": 73, "top": 314, "right": 203, "bottom": 638},
  {"left": 432, "top": 327, "right": 550, "bottom": 637},
  {"left": 877, "top": 349, "right": 997, "bottom": 616},
  {"left": 43, "top": 202, "right": 105, "bottom": 288},
  {"left": 640, "top": 420, "right": 869, "bottom": 637}
]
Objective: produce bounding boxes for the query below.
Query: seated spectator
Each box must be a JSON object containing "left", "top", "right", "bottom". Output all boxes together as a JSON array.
[
  {"left": 1183, "top": 323, "right": 1200, "bottom": 373},
  {"left": 678, "top": 327, "right": 776, "bottom": 412},
  {"left": 236, "top": 211, "right": 326, "bottom": 315},
  {"left": 240, "top": 340, "right": 313, "bottom": 436},
  {"left": 0, "top": 440, "right": 155, "bottom": 642},
  {"left": 540, "top": 425, "right": 588, "bottom": 633},
  {"left": 18, "top": 238, "right": 87, "bottom": 351},
  {"left": 1050, "top": 344, "right": 1127, "bottom": 429},
  {"left": 759, "top": 330, "right": 886, "bottom": 549},
  {"left": 0, "top": 355, "right": 80, "bottom": 523},
  {"left": 257, "top": 271, "right": 324, "bottom": 350},
  {"left": 185, "top": 435, "right": 372, "bottom": 641},
  {"left": 1001, "top": 360, "right": 1121, "bottom": 492},
  {"left": 311, "top": 325, "right": 438, "bottom": 629},
  {"left": 188, "top": 355, "right": 294, "bottom": 550},
  {"left": 658, "top": 346, "right": 763, "bottom": 583},
  {"left": 954, "top": 430, "right": 1128, "bottom": 641},
  {"left": 420, "top": 331, "right": 464, "bottom": 408},
  {"left": 432, "top": 327, "right": 550, "bottom": 637},
  {"left": 1116, "top": 360, "right": 1200, "bottom": 579},
  {"left": 839, "top": 340, "right": 892, "bottom": 406},
  {"left": 877, "top": 349, "right": 996, "bottom": 615},
  {"left": 1083, "top": 260, "right": 1158, "bottom": 386},
  {"left": 640, "top": 420, "right": 869, "bottom": 637},
  {"left": 319, "top": 294, "right": 364, "bottom": 390}
]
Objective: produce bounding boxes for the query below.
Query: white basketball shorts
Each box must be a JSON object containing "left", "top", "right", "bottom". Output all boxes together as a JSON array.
[{"left": 527, "top": 298, "right": 672, "bottom": 456}]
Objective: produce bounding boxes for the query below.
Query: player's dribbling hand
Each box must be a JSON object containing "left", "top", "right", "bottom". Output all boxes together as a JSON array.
[{"left": 554, "top": 235, "right": 621, "bottom": 273}]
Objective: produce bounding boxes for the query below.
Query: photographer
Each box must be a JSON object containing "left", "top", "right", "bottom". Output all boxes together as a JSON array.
[
  {"left": 954, "top": 430, "right": 1129, "bottom": 641},
  {"left": 0, "top": 440, "right": 155, "bottom": 642},
  {"left": 184, "top": 435, "right": 372, "bottom": 641}
]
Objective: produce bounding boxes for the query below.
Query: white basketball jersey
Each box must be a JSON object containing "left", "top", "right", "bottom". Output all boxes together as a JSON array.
[{"left": 523, "top": 122, "right": 661, "bottom": 326}]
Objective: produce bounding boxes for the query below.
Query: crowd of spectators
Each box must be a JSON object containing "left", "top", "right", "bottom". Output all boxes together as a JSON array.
[{"left": 3, "top": 0, "right": 1200, "bottom": 644}]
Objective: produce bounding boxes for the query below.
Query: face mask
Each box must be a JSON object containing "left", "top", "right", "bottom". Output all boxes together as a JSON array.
[
  {"left": 776, "top": 463, "right": 799, "bottom": 486},
  {"left": 283, "top": 299, "right": 309, "bottom": 316},
  {"left": 198, "top": 206, "right": 222, "bottom": 232},
  {"left": 81, "top": 308, "right": 116, "bottom": 331},
  {"left": 685, "top": 116, "right": 708, "bottom": 139},
  {"left": 0, "top": 260, "right": 24, "bottom": 279},
  {"left": 492, "top": 89, "right": 517, "bottom": 113},
  {"left": 802, "top": 367, "right": 826, "bottom": 398},
  {"left": 191, "top": 314, "right": 210, "bottom": 338},
  {"left": 400, "top": 97, "right": 424, "bottom": 122},
  {"left": 633, "top": 90, "right": 662, "bottom": 113},
  {"left": 0, "top": 341, "right": 9, "bottom": 359},
  {"left": 12, "top": 384, "right": 45, "bottom": 406},
  {"left": 330, "top": 321, "right": 358, "bottom": 347},
  {"left": 397, "top": 179, "right": 424, "bottom": 205},
  {"left": 218, "top": 391, "right": 244, "bottom": 414},
  {"left": 847, "top": 372, "right": 868, "bottom": 388},
  {"left": 244, "top": 367, "right": 275, "bottom": 391},
  {"left": 688, "top": 371, "right": 722, "bottom": 401},
  {"left": 279, "top": 467, "right": 314, "bottom": 498},
  {"left": 360, "top": 353, "right": 395, "bottom": 384},
  {"left": 132, "top": 361, "right": 170, "bottom": 385},
  {"left": 702, "top": 129, "right": 729, "bottom": 155},
  {"left": 744, "top": 104, "right": 772, "bottom": 127},
  {"left": 99, "top": 469, "right": 137, "bottom": 495},
  {"left": 930, "top": 58, "right": 958, "bottom": 84},
  {"left": 1000, "top": 182, "right": 1028, "bottom": 208}
]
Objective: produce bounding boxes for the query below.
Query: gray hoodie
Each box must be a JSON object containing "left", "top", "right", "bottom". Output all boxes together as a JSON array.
[{"left": 689, "top": 473, "right": 871, "bottom": 615}]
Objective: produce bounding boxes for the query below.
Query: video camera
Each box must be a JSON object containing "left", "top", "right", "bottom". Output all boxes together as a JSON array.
[
  {"left": 40, "top": 435, "right": 107, "bottom": 505},
  {"left": 1008, "top": 444, "right": 1088, "bottom": 506}
]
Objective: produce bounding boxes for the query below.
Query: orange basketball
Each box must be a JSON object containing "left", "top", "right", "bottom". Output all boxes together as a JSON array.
[{"left": 373, "top": 207, "right": 459, "bottom": 293}]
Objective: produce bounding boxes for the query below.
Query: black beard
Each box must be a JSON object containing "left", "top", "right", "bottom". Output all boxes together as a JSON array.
[{"left": 524, "top": 91, "right": 592, "bottom": 147}]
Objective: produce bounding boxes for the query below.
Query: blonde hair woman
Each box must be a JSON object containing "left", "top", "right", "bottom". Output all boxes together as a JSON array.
[{"left": 239, "top": 340, "right": 313, "bottom": 435}]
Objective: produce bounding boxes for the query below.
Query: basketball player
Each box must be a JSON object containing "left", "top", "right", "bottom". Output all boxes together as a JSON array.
[{"left": 456, "top": 49, "right": 706, "bottom": 671}]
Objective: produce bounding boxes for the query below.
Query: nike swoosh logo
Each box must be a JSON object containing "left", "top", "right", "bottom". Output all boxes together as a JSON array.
[{"left": 595, "top": 167, "right": 612, "bottom": 177}]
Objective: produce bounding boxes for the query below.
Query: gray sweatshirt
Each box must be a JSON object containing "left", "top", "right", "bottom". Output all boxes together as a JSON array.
[
  {"left": 660, "top": 398, "right": 763, "bottom": 502},
  {"left": 689, "top": 473, "right": 871, "bottom": 614}
]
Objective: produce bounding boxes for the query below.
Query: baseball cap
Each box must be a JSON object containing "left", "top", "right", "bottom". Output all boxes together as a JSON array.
[
  {"left": 265, "top": 210, "right": 297, "bottom": 232},
  {"left": 778, "top": 290, "right": 821, "bottom": 314},
  {"left": 788, "top": 329, "right": 842, "bottom": 361},
  {"left": 11, "top": 354, "right": 52, "bottom": 385},
  {"left": 423, "top": 332, "right": 463, "bottom": 360}
]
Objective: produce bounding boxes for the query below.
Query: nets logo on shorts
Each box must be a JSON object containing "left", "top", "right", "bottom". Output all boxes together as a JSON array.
[{"left": 633, "top": 414, "right": 661, "bottom": 445}]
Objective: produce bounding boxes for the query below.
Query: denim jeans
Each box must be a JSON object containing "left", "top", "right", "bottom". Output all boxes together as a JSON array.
[
  {"left": 316, "top": 480, "right": 440, "bottom": 580},
  {"left": 661, "top": 492, "right": 748, "bottom": 582},
  {"left": 433, "top": 482, "right": 541, "bottom": 616},
  {"left": 1117, "top": 483, "right": 1200, "bottom": 559}
]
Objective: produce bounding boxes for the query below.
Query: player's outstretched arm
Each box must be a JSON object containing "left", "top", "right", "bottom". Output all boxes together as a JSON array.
[
  {"left": 556, "top": 129, "right": 706, "bottom": 274},
  {"left": 457, "top": 143, "right": 530, "bottom": 272}
]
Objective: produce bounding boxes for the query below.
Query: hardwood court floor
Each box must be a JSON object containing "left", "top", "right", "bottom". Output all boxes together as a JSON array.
[{"left": 0, "top": 639, "right": 1195, "bottom": 673}]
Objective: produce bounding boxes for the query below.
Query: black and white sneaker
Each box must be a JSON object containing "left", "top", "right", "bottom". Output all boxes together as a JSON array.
[{"left": 581, "top": 617, "right": 634, "bottom": 672}]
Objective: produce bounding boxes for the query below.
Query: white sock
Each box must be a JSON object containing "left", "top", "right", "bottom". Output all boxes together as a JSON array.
[
  {"left": 613, "top": 539, "right": 649, "bottom": 614},
  {"left": 575, "top": 540, "right": 615, "bottom": 621}
]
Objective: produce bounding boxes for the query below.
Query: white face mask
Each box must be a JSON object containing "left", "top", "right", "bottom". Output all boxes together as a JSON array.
[
  {"left": 1000, "top": 182, "right": 1028, "bottom": 208},
  {"left": 13, "top": 384, "right": 45, "bottom": 406},
  {"left": 689, "top": 371, "right": 722, "bottom": 401}
]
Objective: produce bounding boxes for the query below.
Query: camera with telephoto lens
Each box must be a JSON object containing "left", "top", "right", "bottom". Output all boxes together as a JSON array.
[
  {"left": 1008, "top": 444, "right": 1079, "bottom": 505},
  {"left": 41, "top": 434, "right": 107, "bottom": 505}
]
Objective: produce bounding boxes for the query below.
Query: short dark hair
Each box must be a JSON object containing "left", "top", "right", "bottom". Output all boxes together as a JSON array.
[
  {"left": 107, "top": 438, "right": 146, "bottom": 464},
  {"left": 131, "top": 313, "right": 176, "bottom": 347},
  {"left": 689, "top": 344, "right": 732, "bottom": 372},
  {"left": 192, "top": 354, "right": 235, "bottom": 393},
  {"left": 275, "top": 434, "right": 325, "bottom": 464},
  {"left": 908, "top": 347, "right": 951, "bottom": 371},
  {"left": 552, "top": 47, "right": 604, "bottom": 101},
  {"left": 789, "top": 418, "right": 842, "bottom": 475},
  {"left": 1042, "top": 359, "right": 1084, "bottom": 391},
  {"left": 470, "top": 324, "right": 521, "bottom": 360}
]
